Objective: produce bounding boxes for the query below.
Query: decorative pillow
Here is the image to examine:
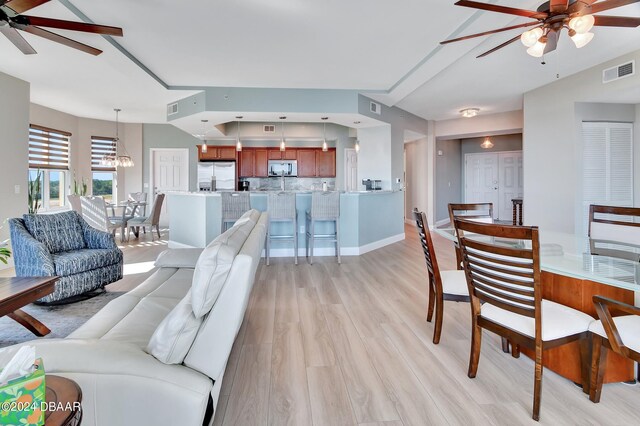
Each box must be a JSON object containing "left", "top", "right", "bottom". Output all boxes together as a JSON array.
[
  {"left": 154, "top": 248, "right": 204, "bottom": 269},
  {"left": 23, "top": 211, "right": 85, "bottom": 254},
  {"left": 190, "top": 219, "right": 255, "bottom": 318},
  {"left": 147, "top": 290, "right": 203, "bottom": 364}
]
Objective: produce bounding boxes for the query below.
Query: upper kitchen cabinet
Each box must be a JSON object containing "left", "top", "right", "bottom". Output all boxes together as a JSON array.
[
  {"left": 297, "top": 149, "right": 317, "bottom": 177},
  {"left": 268, "top": 148, "right": 297, "bottom": 160},
  {"left": 255, "top": 149, "right": 268, "bottom": 177},
  {"left": 197, "top": 145, "right": 236, "bottom": 161},
  {"left": 238, "top": 148, "right": 268, "bottom": 177},
  {"left": 316, "top": 149, "right": 336, "bottom": 177}
]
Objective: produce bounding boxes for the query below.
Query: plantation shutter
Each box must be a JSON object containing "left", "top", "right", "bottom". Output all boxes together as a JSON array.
[
  {"left": 582, "top": 121, "right": 633, "bottom": 233},
  {"left": 28, "top": 125, "right": 71, "bottom": 170},
  {"left": 91, "top": 136, "right": 117, "bottom": 172}
]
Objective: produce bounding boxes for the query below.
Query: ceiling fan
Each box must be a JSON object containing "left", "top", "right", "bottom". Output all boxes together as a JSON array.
[
  {"left": 0, "top": 0, "right": 123, "bottom": 55},
  {"left": 441, "top": 0, "right": 640, "bottom": 58}
]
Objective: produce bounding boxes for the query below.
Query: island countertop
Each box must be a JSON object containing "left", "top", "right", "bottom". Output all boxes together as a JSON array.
[{"left": 167, "top": 191, "right": 405, "bottom": 256}]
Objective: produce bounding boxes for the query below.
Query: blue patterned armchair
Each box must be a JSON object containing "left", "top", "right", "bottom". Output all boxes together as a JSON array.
[{"left": 9, "top": 211, "right": 123, "bottom": 303}]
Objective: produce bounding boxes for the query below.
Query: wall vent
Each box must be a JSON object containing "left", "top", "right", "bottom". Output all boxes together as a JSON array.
[
  {"left": 263, "top": 124, "right": 276, "bottom": 133},
  {"left": 602, "top": 60, "right": 635, "bottom": 83},
  {"left": 167, "top": 103, "right": 179, "bottom": 115},
  {"left": 370, "top": 101, "right": 382, "bottom": 115}
]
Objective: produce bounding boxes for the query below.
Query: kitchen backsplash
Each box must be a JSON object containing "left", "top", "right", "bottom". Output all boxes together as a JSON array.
[{"left": 242, "top": 177, "right": 336, "bottom": 191}]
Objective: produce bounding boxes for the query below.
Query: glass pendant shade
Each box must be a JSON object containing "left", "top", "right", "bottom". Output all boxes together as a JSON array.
[
  {"left": 201, "top": 143, "right": 208, "bottom": 153},
  {"left": 236, "top": 140, "right": 242, "bottom": 152},
  {"left": 526, "top": 41, "right": 546, "bottom": 57},
  {"left": 481, "top": 138, "right": 494, "bottom": 149},
  {"left": 236, "top": 120, "right": 242, "bottom": 152},
  {"left": 521, "top": 27, "right": 543, "bottom": 47},
  {"left": 322, "top": 140, "right": 328, "bottom": 152},
  {"left": 280, "top": 140, "right": 286, "bottom": 151},
  {"left": 569, "top": 15, "right": 595, "bottom": 34},
  {"left": 571, "top": 32, "right": 594, "bottom": 48},
  {"left": 355, "top": 140, "right": 360, "bottom": 153},
  {"left": 103, "top": 108, "right": 134, "bottom": 168}
]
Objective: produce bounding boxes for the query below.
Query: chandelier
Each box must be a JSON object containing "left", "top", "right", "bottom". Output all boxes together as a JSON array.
[{"left": 100, "top": 108, "right": 134, "bottom": 168}]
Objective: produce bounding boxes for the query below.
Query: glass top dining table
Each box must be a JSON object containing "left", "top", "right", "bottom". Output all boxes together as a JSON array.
[{"left": 434, "top": 227, "right": 640, "bottom": 292}]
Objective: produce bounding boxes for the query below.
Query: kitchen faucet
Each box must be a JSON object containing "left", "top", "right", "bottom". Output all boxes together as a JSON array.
[{"left": 280, "top": 170, "right": 285, "bottom": 191}]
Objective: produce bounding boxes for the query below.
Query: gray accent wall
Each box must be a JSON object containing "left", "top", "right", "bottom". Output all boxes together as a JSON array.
[
  {"left": 0, "top": 72, "right": 29, "bottom": 260},
  {"left": 435, "top": 139, "right": 462, "bottom": 222}
]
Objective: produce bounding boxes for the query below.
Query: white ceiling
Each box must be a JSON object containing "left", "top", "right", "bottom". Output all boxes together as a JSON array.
[{"left": 1, "top": 0, "right": 639, "bottom": 124}]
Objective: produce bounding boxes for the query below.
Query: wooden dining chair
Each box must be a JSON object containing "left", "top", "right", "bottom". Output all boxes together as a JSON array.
[
  {"left": 454, "top": 218, "right": 593, "bottom": 421},
  {"left": 448, "top": 203, "right": 494, "bottom": 270},
  {"left": 413, "top": 208, "right": 469, "bottom": 344},
  {"left": 588, "top": 204, "right": 640, "bottom": 244},
  {"left": 588, "top": 295, "right": 640, "bottom": 403}
]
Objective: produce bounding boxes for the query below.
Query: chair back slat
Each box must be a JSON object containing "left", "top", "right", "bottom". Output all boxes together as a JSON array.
[
  {"left": 413, "top": 208, "right": 441, "bottom": 283},
  {"left": 149, "top": 193, "right": 165, "bottom": 226},
  {"left": 221, "top": 192, "right": 251, "bottom": 222},
  {"left": 455, "top": 218, "right": 540, "bottom": 321},
  {"left": 311, "top": 191, "right": 340, "bottom": 219},
  {"left": 448, "top": 203, "right": 494, "bottom": 227},
  {"left": 589, "top": 204, "right": 640, "bottom": 245},
  {"left": 268, "top": 192, "right": 296, "bottom": 220},
  {"left": 80, "top": 196, "right": 110, "bottom": 232}
]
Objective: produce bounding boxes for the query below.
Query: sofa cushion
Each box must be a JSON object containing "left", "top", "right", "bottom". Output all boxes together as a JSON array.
[
  {"left": 234, "top": 208, "right": 261, "bottom": 227},
  {"left": 190, "top": 218, "right": 255, "bottom": 318},
  {"left": 154, "top": 248, "right": 204, "bottom": 269},
  {"left": 52, "top": 248, "right": 122, "bottom": 276},
  {"left": 23, "top": 211, "right": 85, "bottom": 253},
  {"left": 147, "top": 290, "right": 202, "bottom": 364}
]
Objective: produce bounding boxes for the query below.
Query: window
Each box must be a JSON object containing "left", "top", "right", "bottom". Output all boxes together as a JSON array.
[
  {"left": 581, "top": 121, "right": 634, "bottom": 234},
  {"left": 91, "top": 136, "right": 117, "bottom": 202},
  {"left": 28, "top": 125, "right": 70, "bottom": 211}
]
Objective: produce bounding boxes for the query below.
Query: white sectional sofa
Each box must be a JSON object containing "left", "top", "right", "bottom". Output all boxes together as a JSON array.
[{"left": 8, "top": 210, "right": 267, "bottom": 426}]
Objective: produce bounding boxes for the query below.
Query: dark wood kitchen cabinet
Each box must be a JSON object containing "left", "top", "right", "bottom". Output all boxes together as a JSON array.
[
  {"left": 197, "top": 145, "right": 236, "bottom": 161},
  {"left": 316, "top": 149, "right": 336, "bottom": 177},
  {"left": 239, "top": 149, "right": 254, "bottom": 177},
  {"left": 296, "top": 149, "right": 317, "bottom": 177},
  {"left": 254, "top": 149, "right": 268, "bottom": 177},
  {"left": 268, "top": 148, "right": 297, "bottom": 160}
]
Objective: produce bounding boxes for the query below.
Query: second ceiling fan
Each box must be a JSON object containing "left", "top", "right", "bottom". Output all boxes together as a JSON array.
[
  {"left": 0, "top": 0, "right": 123, "bottom": 55},
  {"left": 441, "top": 0, "right": 640, "bottom": 58}
]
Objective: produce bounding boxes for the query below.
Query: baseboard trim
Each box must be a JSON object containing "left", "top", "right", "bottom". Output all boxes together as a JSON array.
[{"left": 435, "top": 218, "right": 450, "bottom": 227}]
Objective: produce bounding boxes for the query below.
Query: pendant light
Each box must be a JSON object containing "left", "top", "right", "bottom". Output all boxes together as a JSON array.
[
  {"left": 480, "top": 137, "right": 494, "bottom": 149},
  {"left": 355, "top": 139, "right": 360, "bottom": 153},
  {"left": 235, "top": 116, "right": 243, "bottom": 152},
  {"left": 200, "top": 120, "right": 208, "bottom": 153},
  {"left": 321, "top": 117, "right": 329, "bottom": 152},
  {"left": 279, "top": 116, "right": 286, "bottom": 151},
  {"left": 113, "top": 109, "right": 133, "bottom": 168}
]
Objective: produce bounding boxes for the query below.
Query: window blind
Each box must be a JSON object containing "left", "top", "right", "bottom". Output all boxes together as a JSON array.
[
  {"left": 28, "top": 125, "right": 71, "bottom": 170},
  {"left": 91, "top": 136, "right": 117, "bottom": 172},
  {"left": 582, "top": 121, "right": 634, "bottom": 233}
]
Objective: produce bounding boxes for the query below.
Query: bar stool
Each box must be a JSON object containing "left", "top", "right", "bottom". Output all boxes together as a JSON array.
[
  {"left": 306, "top": 191, "right": 340, "bottom": 265},
  {"left": 266, "top": 192, "right": 298, "bottom": 265},
  {"left": 221, "top": 192, "right": 251, "bottom": 232}
]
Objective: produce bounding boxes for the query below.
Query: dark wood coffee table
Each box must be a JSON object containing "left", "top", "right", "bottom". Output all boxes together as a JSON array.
[
  {"left": 0, "top": 276, "right": 57, "bottom": 336},
  {"left": 45, "top": 375, "right": 83, "bottom": 426}
]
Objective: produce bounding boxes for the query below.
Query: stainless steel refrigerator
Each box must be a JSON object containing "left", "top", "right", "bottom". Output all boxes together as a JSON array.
[{"left": 197, "top": 162, "right": 236, "bottom": 191}]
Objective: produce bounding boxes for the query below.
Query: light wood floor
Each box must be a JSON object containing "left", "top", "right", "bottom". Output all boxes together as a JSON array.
[{"left": 3, "top": 226, "right": 638, "bottom": 425}]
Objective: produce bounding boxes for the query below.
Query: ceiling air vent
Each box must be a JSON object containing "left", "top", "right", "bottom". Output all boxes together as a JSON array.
[
  {"left": 602, "top": 60, "right": 635, "bottom": 83},
  {"left": 167, "top": 102, "right": 179, "bottom": 115},
  {"left": 264, "top": 124, "right": 276, "bottom": 133},
  {"left": 370, "top": 101, "right": 381, "bottom": 115}
]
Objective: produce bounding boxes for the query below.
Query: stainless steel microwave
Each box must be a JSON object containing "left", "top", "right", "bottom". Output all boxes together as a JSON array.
[{"left": 268, "top": 160, "right": 297, "bottom": 177}]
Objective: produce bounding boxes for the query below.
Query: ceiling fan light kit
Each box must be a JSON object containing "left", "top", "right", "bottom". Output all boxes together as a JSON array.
[
  {"left": 460, "top": 108, "right": 480, "bottom": 117},
  {"left": 441, "top": 0, "right": 640, "bottom": 59}
]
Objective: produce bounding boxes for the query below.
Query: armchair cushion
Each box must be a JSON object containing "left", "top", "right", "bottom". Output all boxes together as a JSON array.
[
  {"left": 52, "top": 249, "right": 123, "bottom": 276},
  {"left": 8, "top": 218, "right": 55, "bottom": 276},
  {"left": 589, "top": 315, "right": 640, "bottom": 352},
  {"left": 22, "top": 211, "right": 85, "bottom": 253},
  {"left": 81, "top": 220, "right": 118, "bottom": 250}
]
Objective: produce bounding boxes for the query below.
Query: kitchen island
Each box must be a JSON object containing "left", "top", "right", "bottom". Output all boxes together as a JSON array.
[{"left": 167, "top": 191, "right": 405, "bottom": 256}]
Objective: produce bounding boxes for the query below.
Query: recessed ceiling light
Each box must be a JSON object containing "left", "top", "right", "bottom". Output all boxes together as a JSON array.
[
  {"left": 235, "top": 116, "right": 243, "bottom": 119},
  {"left": 460, "top": 108, "right": 480, "bottom": 118},
  {"left": 279, "top": 116, "right": 287, "bottom": 120},
  {"left": 353, "top": 121, "right": 361, "bottom": 124}
]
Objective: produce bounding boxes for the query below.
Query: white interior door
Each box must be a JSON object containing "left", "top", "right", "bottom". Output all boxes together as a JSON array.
[
  {"left": 344, "top": 148, "right": 358, "bottom": 192},
  {"left": 465, "top": 153, "right": 499, "bottom": 219},
  {"left": 498, "top": 151, "right": 524, "bottom": 221},
  {"left": 151, "top": 149, "right": 189, "bottom": 226}
]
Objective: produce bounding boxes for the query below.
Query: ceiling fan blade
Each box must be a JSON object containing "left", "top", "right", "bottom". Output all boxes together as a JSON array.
[
  {"left": 20, "top": 16, "right": 123, "bottom": 36},
  {"left": 543, "top": 29, "right": 559, "bottom": 54},
  {"left": 441, "top": 21, "right": 539, "bottom": 44},
  {"left": 0, "top": 25, "right": 36, "bottom": 53},
  {"left": 20, "top": 25, "right": 102, "bottom": 55},
  {"left": 567, "top": 0, "right": 598, "bottom": 14},
  {"left": 455, "top": 0, "right": 548, "bottom": 20},
  {"left": 476, "top": 34, "right": 521, "bottom": 58},
  {"left": 589, "top": 0, "right": 640, "bottom": 14},
  {"left": 549, "top": 0, "right": 569, "bottom": 13},
  {"left": 2, "top": 0, "right": 49, "bottom": 13},
  {"left": 594, "top": 15, "right": 640, "bottom": 26}
]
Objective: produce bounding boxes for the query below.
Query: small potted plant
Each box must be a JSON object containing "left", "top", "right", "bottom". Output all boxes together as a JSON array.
[{"left": 28, "top": 169, "right": 42, "bottom": 214}]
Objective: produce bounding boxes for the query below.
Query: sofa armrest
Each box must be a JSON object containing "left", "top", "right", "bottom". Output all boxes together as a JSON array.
[
  {"left": 8, "top": 218, "right": 55, "bottom": 276},
  {"left": 154, "top": 248, "right": 204, "bottom": 269},
  {"left": 80, "top": 219, "right": 118, "bottom": 250}
]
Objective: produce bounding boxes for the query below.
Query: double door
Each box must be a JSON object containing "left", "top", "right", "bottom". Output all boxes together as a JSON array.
[{"left": 465, "top": 151, "right": 523, "bottom": 221}]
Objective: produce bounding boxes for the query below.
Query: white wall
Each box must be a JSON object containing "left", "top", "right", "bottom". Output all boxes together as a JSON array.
[
  {"left": 435, "top": 110, "right": 523, "bottom": 140},
  {"left": 524, "top": 49, "right": 640, "bottom": 233},
  {"left": 29, "top": 104, "right": 143, "bottom": 203},
  {"left": 357, "top": 125, "right": 392, "bottom": 190},
  {"left": 0, "top": 72, "right": 29, "bottom": 267}
]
